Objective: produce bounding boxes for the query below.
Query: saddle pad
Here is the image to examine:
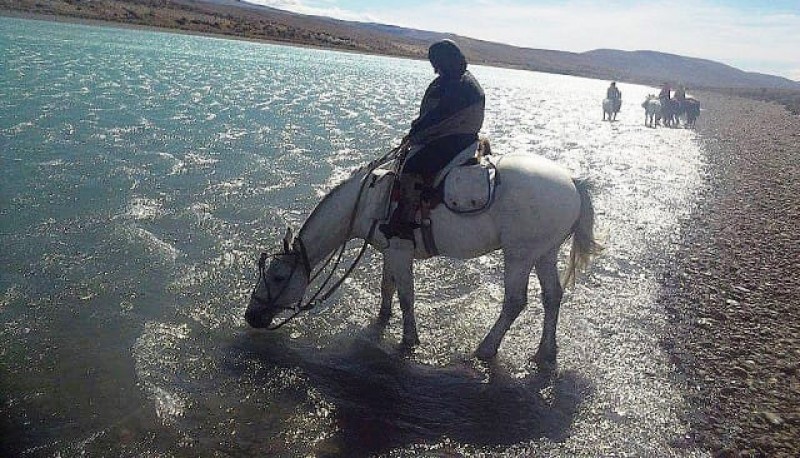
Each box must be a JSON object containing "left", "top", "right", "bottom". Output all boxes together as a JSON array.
[
  {"left": 443, "top": 159, "right": 496, "bottom": 214},
  {"left": 368, "top": 167, "right": 397, "bottom": 221}
]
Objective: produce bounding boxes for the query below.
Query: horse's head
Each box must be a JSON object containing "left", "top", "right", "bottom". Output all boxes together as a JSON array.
[{"left": 245, "top": 228, "right": 311, "bottom": 329}]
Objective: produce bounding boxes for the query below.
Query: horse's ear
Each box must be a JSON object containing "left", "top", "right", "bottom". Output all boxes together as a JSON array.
[{"left": 282, "top": 227, "right": 294, "bottom": 253}]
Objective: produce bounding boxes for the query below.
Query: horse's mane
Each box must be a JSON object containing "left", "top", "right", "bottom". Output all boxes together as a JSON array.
[
  {"left": 298, "top": 150, "right": 397, "bottom": 237},
  {"left": 322, "top": 153, "right": 395, "bottom": 201}
]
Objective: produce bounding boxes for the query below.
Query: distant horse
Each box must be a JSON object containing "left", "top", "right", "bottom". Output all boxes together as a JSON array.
[
  {"left": 679, "top": 98, "right": 701, "bottom": 127},
  {"left": 246, "top": 151, "right": 601, "bottom": 365},
  {"left": 660, "top": 98, "right": 679, "bottom": 127},
  {"left": 602, "top": 98, "right": 621, "bottom": 121},
  {"left": 641, "top": 95, "right": 661, "bottom": 128}
]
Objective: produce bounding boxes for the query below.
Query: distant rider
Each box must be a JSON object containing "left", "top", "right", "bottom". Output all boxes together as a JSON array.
[
  {"left": 382, "top": 39, "right": 485, "bottom": 240},
  {"left": 607, "top": 81, "right": 622, "bottom": 112},
  {"left": 674, "top": 85, "right": 686, "bottom": 101},
  {"left": 658, "top": 82, "right": 671, "bottom": 102},
  {"left": 658, "top": 83, "right": 673, "bottom": 125}
]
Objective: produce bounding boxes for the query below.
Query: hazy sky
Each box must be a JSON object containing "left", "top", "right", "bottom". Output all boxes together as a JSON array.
[{"left": 246, "top": 0, "right": 800, "bottom": 81}]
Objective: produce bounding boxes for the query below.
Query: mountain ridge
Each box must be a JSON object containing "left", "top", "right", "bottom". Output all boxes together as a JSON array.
[
  {"left": 581, "top": 49, "right": 798, "bottom": 89},
  {"left": 350, "top": 19, "right": 799, "bottom": 89}
]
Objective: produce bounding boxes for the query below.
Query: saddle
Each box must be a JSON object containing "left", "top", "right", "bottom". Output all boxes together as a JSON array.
[{"left": 379, "top": 138, "right": 498, "bottom": 255}]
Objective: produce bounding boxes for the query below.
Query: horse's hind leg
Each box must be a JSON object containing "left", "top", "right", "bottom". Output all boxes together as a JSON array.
[
  {"left": 475, "top": 249, "right": 536, "bottom": 360},
  {"left": 533, "top": 247, "right": 563, "bottom": 367}
]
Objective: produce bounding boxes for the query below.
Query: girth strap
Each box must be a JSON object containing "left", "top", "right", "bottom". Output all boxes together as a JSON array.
[{"left": 419, "top": 200, "right": 438, "bottom": 256}]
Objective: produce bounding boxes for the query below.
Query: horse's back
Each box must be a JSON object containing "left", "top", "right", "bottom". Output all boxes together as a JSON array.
[
  {"left": 644, "top": 98, "right": 660, "bottom": 112},
  {"left": 494, "top": 153, "right": 574, "bottom": 186},
  {"left": 428, "top": 153, "right": 582, "bottom": 259},
  {"left": 491, "top": 154, "right": 581, "bottom": 242}
]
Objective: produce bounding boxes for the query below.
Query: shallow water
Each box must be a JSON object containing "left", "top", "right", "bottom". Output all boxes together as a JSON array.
[{"left": 1, "top": 16, "right": 707, "bottom": 456}]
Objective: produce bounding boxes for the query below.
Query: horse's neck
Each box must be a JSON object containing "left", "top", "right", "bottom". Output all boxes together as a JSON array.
[{"left": 297, "top": 168, "right": 376, "bottom": 266}]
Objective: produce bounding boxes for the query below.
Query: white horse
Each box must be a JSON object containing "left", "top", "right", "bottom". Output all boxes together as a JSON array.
[
  {"left": 602, "top": 98, "right": 620, "bottom": 121},
  {"left": 246, "top": 152, "right": 601, "bottom": 365},
  {"left": 642, "top": 95, "right": 661, "bottom": 128}
]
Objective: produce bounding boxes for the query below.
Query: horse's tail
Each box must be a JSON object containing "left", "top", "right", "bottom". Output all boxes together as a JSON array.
[{"left": 562, "top": 178, "right": 603, "bottom": 286}]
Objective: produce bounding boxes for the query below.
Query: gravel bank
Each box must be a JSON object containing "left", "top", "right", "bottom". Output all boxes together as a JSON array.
[{"left": 659, "top": 92, "right": 800, "bottom": 456}]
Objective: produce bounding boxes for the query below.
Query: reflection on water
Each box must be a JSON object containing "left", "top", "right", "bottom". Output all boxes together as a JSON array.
[{"left": 1, "top": 16, "right": 705, "bottom": 457}]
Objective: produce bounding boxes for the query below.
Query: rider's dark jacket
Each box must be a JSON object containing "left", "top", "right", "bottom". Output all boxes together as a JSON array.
[
  {"left": 607, "top": 86, "right": 621, "bottom": 100},
  {"left": 402, "top": 70, "right": 485, "bottom": 177}
]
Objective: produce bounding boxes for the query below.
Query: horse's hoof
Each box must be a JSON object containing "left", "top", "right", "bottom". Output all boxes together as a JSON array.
[
  {"left": 474, "top": 345, "right": 497, "bottom": 361},
  {"left": 401, "top": 334, "right": 420, "bottom": 348},
  {"left": 535, "top": 358, "right": 557, "bottom": 373},
  {"left": 533, "top": 349, "right": 557, "bottom": 369}
]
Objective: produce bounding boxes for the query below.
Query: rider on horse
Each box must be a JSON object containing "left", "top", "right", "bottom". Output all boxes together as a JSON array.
[
  {"left": 381, "top": 39, "right": 486, "bottom": 240},
  {"left": 658, "top": 82, "right": 671, "bottom": 102},
  {"left": 607, "top": 82, "right": 622, "bottom": 112},
  {"left": 674, "top": 85, "right": 686, "bottom": 101}
]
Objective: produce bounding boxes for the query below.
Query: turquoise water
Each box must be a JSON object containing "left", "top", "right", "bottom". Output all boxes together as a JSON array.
[{"left": 1, "top": 16, "right": 707, "bottom": 456}]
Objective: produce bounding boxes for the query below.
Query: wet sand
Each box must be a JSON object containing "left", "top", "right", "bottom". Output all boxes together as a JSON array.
[{"left": 660, "top": 92, "right": 800, "bottom": 456}]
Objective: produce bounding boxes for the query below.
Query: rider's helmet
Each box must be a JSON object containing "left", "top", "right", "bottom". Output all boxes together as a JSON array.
[
  {"left": 611, "top": 81, "right": 616, "bottom": 86},
  {"left": 428, "top": 40, "right": 467, "bottom": 78}
]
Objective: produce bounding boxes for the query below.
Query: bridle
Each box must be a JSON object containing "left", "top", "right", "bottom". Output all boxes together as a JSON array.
[
  {"left": 250, "top": 236, "right": 313, "bottom": 330},
  {"left": 250, "top": 224, "right": 376, "bottom": 330},
  {"left": 249, "top": 140, "right": 407, "bottom": 330}
]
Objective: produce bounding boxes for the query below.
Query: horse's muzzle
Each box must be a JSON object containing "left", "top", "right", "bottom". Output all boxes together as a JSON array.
[{"left": 245, "top": 296, "right": 276, "bottom": 328}]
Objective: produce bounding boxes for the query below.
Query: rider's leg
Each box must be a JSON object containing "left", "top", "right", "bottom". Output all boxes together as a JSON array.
[{"left": 381, "top": 174, "right": 423, "bottom": 240}]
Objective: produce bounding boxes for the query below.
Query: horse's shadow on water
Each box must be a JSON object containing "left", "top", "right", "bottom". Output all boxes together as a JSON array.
[{"left": 226, "top": 321, "right": 592, "bottom": 456}]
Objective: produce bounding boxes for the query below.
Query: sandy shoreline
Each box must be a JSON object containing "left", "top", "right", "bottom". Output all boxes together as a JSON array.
[{"left": 660, "top": 92, "right": 800, "bottom": 456}]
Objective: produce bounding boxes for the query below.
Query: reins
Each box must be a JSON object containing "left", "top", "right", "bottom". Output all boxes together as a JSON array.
[{"left": 252, "top": 140, "right": 408, "bottom": 330}]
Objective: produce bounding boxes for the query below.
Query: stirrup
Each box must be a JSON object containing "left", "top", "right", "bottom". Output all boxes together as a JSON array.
[{"left": 379, "top": 222, "right": 416, "bottom": 241}]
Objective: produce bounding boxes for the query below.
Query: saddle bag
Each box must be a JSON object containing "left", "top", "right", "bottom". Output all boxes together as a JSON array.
[{"left": 442, "top": 158, "right": 497, "bottom": 214}]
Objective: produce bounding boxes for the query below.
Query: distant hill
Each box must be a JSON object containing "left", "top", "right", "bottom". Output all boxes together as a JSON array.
[
  {"left": 2, "top": 0, "right": 798, "bottom": 91},
  {"left": 581, "top": 49, "right": 800, "bottom": 90},
  {"left": 351, "top": 22, "right": 800, "bottom": 90}
]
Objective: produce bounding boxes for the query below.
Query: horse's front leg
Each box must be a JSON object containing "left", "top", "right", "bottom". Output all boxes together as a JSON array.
[
  {"left": 378, "top": 253, "right": 396, "bottom": 321},
  {"left": 385, "top": 238, "right": 418, "bottom": 346},
  {"left": 476, "top": 250, "right": 535, "bottom": 360}
]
